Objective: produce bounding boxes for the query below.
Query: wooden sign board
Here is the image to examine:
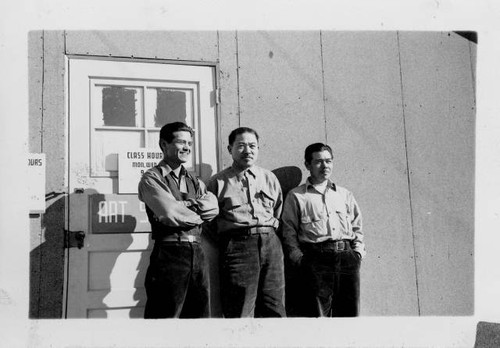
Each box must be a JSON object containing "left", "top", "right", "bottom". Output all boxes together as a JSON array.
[{"left": 89, "top": 194, "right": 151, "bottom": 234}]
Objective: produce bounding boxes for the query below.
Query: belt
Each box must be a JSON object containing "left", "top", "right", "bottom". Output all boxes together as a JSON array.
[
  {"left": 302, "top": 239, "right": 352, "bottom": 252},
  {"left": 225, "top": 226, "right": 275, "bottom": 237},
  {"left": 157, "top": 234, "right": 200, "bottom": 243}
]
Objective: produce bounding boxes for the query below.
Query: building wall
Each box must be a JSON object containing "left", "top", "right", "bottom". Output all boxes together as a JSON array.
[
  {"left": 322, "top": 31, "right": 419, "bottom": 315},
  {"left": 398, "top": 32, "right": 475, "bottom": 315},
  {"left": 29, "top": 31, "right": 67, "bottom": 318},
  {"left": 29, "top": 30, "right": 476, "bottom": 317}
]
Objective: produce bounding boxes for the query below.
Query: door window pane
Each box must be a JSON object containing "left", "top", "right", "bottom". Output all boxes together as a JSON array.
[
  {"left": 155, "top": 89, "right": 186, "bottom": 126},
  {"left": 147, "top": 88, "right": 193, "bottom": 128},
  {"left": 92, "top": 130, "right": 144, "bottom": 174},
  {"left": 90, "top": 81, "right": 199, "bottom": 177},
  {"left": 95, "top": 85, "right": 144, "bottom": 128}
]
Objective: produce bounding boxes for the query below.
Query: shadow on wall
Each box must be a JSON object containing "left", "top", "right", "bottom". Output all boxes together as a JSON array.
[
  {"left": 272, "top": 166, "right": 303, "bottom": 200},
  {"left": 198, "top": 162, "right": 214, "bottom": 184},
  {"left": 132, "top": 235, "right": 152, "bottom": 318},
  {"left": 30, "top": 194, "right": 65, "bottom": 318},
  {"left": 87, "top": 191, "right": 134, "bottom": 318},
  {"left": 272, "top": 166, "right": 306, "bottom": 317},
  {"left": 84, "top": 190, "right": 148, "bottom": 319},
  {"left": 29, "top": 164, "right": 296, "bottom": 319},
  {"left": 30, "top": 189, "right": 152, "bottom": 319}
]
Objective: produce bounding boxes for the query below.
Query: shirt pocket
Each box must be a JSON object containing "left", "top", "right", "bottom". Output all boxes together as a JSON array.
[
  {"left": 223, "top": 195, "right": 245, "bottom": 211},
  {"left": 300, "top": 210, "right": 328, "bottom": 236},
  {"left": 256, "top": 189, "right": 275, "bottom": 209},
  {"left": 335, "top": 208, "right": 351, "bottom": 233}
]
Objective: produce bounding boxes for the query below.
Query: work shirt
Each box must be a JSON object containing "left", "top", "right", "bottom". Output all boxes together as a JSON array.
[
  {"left": 281, "top": 178, "right": 365, "bottom": 265},
  {"left": 138, "top": 160, "right": 219, "bottom": 228},
  {"left": 207, "top": 165, "right": 283, "bottom": 234}
]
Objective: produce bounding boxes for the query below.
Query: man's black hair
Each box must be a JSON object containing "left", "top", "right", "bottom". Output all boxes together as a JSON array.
[
  {"left": 304, "top": 143, "right": 333, "bottom": 163},
  {"left": 159, "top": 122, "right": 194, "bottom": 146},
  {"left": 228, "top": 127, "right": 259, "bottom": 145}
]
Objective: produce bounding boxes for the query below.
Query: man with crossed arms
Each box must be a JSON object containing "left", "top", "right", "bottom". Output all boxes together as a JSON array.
[{"left": 138, "top": 122, "right": 218, "bottom": 318}]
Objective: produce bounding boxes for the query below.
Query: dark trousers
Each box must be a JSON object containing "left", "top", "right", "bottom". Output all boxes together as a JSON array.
[
  {"left": 220, "top": 232, "right": 286, "bottom": 318},
  {"left": 299, "top": 240, "right": 360, "bottom": 317},
  {"left": 144, "top": 241, "right": 210, "bottom": 318}
]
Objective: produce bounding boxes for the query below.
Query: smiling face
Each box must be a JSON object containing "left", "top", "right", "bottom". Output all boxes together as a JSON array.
[
  {"left": 228, "top": 132, "right": 259, "bottom": 170},
  {"left": 305, "top": 150, "right": 333, "bottom": 184},
  {"left": 160, "top": 130, "right": 193, "bottom": 167}
]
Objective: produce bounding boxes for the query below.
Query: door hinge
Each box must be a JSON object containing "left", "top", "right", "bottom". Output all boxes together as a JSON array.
[
  {"left": 64, "top": 229, "right": 86, "bottom": 249},
  {"left": 214, "top": 88, "right": 220, "bottom": 105}
]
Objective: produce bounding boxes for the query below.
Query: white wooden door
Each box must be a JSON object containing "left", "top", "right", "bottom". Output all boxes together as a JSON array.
[{"left": 66, "top": 57, "right": 218, "bottom": 318}]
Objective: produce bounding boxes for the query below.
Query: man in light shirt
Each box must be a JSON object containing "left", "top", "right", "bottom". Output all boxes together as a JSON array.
[
  {"left": 207, "top": 127, "right": 286, "bottom": 318},
  {"left": 282, "top": 143, "right": 364, "bottom": 317},
  {"left": 138, "top": 122, "right": 219, "bottom": 318}
]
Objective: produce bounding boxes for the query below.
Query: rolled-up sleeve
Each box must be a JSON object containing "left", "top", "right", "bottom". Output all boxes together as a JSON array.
[
  {"left": 138, "top": 172, "right": 203, "bottom": 227},
  {"left": 281, "top": 192, "right": 303, "bottom": 267},
  {"left": 190, "top": 179, "right": 219, "bottom": 222}
]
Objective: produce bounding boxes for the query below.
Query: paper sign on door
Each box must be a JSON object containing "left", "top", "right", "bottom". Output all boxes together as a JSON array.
[{"left": 118, "top": 149, "right": 163, "bottom": 194}]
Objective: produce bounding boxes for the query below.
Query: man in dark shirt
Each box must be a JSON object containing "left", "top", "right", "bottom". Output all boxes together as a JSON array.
[{"left": 138, "top": 122, "right": 218, "bottom": 318}]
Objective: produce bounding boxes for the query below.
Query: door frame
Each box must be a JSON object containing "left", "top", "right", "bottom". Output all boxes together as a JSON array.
[{"left": 62, "top": 54, "right": 222, "bottom": 318}]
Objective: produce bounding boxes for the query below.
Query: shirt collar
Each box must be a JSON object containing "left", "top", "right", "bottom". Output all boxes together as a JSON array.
[
  {"left": 158, "top": 160, "right": 187, "bottom": 178},
  {"left": 246, "top": 166, "right": 257, "bottom": 178},
  {"left": 305, "top": 177, "right": 336, "bottom": 192},
  {"left": 230, "top": 164, "right": 257, "bottom": 178}
]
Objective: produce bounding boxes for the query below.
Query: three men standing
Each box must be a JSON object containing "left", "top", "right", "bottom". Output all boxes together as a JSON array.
[{"left": 139, "top": 122, "right": 363, "bottom": 318}]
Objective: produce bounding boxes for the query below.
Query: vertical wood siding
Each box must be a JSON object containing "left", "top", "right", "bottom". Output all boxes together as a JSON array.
[
  {"left": 398, "top": 32, "right": 475, "bottom": 315},
  {"left": 236, "top": 31, "right": 326, "bottom": 175},
  {"left": 322, "top": 31, "right": 419, "bottom": 315},
  {"left": 29, "top": 30, "right": 67, "bottom": 318}
]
